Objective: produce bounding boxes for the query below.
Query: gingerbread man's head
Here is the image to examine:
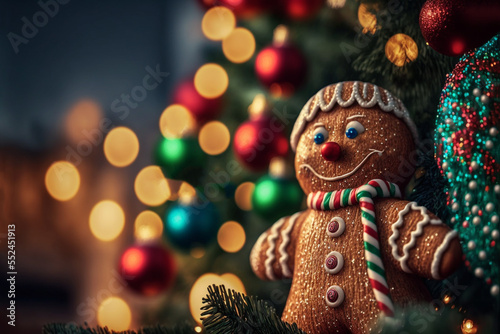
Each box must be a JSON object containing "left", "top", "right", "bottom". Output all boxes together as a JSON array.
[{"left": 291, "top": 82, "right": 418, "bottom": 194}]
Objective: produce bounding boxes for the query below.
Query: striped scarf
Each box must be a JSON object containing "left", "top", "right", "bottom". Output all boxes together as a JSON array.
[{"left": 307, "top": 179, "right": 401, "bottom": 317}]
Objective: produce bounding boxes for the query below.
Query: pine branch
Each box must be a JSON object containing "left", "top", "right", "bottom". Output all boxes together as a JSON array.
[
  {"left": 42, "top": 323, "right": 196, "bottom": 334},
  {"left": 201, "top": 285, "right": 306, "bottom": 334}
]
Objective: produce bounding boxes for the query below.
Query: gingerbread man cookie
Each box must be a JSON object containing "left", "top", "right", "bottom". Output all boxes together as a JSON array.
[{"left": 250, "top": 82, "right": 462, "bottom": 333}]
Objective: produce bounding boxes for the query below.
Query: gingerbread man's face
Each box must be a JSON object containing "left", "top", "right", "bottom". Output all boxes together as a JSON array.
[{"left": 294, "top": 105, "right": 416, "bottom": 193}]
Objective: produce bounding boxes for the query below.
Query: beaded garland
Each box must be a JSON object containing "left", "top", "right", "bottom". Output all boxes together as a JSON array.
[{"left": 435, "top": 34, "right": 500, "bottom": 297}]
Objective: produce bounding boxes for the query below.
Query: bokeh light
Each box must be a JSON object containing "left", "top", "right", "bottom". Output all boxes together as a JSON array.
[
  {"left": 217, "top": 221, "right": 246, "bottom": 253},
  {"left": 64, "top": 99, "right": 103, "bottom": 144},
  {"left": 201, "top": 6, "right": 236, "bottom": 41},
  {"left": 189, "top": 273, "right": 246, "bottom": 324},
  {"left": 134, "top": 166, "right": 171, "bottom": 206},
  {"left": 103, "top": 127, "right": 139, "bottom": 167},
  {"left": 234, "top": 182, "right": 255, "bottom": 211},
  {"left": 385, "top": 33, "right": 418, "bottom": 67},
  {"left": 194, "top": 64, "right": 229, "bottom": 99},
  {"left": 358, "top": 3, "right": 378, "bottom": 34},
  {"left": 222, "top": 27, "right": 256, "bottom": 63},
  {"left": 220, "top": 273, "right": 246, "bottom": 294},
  {"left": 97, "top": 297, "right": 131, "bottom": 332},
  {"left": 89, "top": 200, "right": 125, "bottom": 242},
  {"left": 45, "top": 161, "right": 80, "bottom": 201},
  {"left": 178, "top": 182, "right": 197, "bottom": 201},
  {"left": 198, "top": 121, "right": 230, "bottom": 155},
  {"left": 134, "top": 210, "right": 164, "bottom": 241},
  {"left": 159, "top": 104, "right": 195, "bottom": 138},
  {"left": 190, "top": 247, "right": 206, "bottom": 259}
]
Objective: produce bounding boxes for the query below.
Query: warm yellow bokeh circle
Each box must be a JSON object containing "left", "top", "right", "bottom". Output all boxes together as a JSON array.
[
  {"left": 217, "top": 221, "right": 246, "bottom": 253},
  {"left": 189, "top": 273, "right": 246, "bottom": 324},
  {"left": 201, "top": 6, "right": 236, "bottom": 41},
  {"left": 89, "top": 200, "right": 125, "bottom": 242},
  {"left": 198, "top": 121, "right": 231, "bottom": 155},
  {"left": 234, "top": 182, "right": 255, "bottom": 211},
  {"left": 104, "top": 127, "right": 140, "bottom": 167},
  {"left": 134, "top": 210, "right": 164, "bottom": 241},
  {"left": 45, "top": 161, "right": 80, "bottom": 201},
  {"left": 194, "top": 64, "right": 228, "bottom": 99},
  {"left": 134, "top": 166, "right": 171, "bottom": 206},
  {"left": 222, "top": 27, "right": 256, "bottom": 63},
  {"left": 97, "top": 297, "right": 131, "bottom": 332},
  {"left": 159, "top": 104, "right": 195, "bottom": 138}
]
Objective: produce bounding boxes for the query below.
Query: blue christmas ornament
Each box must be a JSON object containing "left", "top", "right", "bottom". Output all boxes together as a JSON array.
[{"left": 164, "top": 199, "right": 220, "bottom": 251}]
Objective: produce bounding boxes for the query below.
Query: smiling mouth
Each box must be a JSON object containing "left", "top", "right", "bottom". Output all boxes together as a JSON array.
[{"left": 299, "top": 149, "right": 384, "bottom": 181}]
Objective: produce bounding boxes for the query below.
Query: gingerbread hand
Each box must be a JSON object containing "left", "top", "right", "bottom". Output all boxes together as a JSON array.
[
  {"left": 250, "top": 211, "right": 307, "bottom": 281},
  {"left": 379, "top": 200, "right": 462, "bottom": 280}
]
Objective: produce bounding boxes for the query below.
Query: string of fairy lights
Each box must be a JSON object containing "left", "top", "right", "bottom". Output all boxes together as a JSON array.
[{"left": 42, "top": 3, "right": 438, "bottom": 332}]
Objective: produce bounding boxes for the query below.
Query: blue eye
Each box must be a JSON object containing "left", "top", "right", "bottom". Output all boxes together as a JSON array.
[
  {"left": 314, "top": 133, "right": 325, "bottom": 144},
  {"left": 313, "top": 127, "right": 328, "bottom": 144},
  {"left": 345, "top": 121, "right": 365, "bottom": 139},
  {"left": 346, "top": 128, "right": 358, "bottom": 139}
]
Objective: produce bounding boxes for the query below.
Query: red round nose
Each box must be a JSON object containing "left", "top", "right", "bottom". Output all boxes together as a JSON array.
[{"left": 321, "top": 142, "right": 341, "bottom": 162}]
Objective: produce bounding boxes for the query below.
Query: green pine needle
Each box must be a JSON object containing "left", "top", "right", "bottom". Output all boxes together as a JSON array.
[{"left": 201, "top": 285, "right": 306, "bottom": 334}]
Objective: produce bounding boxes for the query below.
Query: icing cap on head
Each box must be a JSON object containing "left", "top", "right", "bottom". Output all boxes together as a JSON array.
[{"left": 290, "top": 81, "right": 418, "bottom": 152}]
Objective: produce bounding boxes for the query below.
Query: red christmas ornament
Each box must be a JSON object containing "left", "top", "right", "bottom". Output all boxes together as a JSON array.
[
  {"left": 233, "top": 95, "right": 289, "bottom": 171},
  {"left": 276, "top": 0, "right": 323, "bottom": 20},
  {"left": 217, "top": 0, "right": 269, "bottom": 17},
  {"left": 172, "top": 79, "right": 223, "bottom": 125},
  {"left": 118, "top": 244, "right": 176, "bottom": 296},
  {"left": 255, "top": 25, "right": 307, "bottom": 97},
  {"left": 419, "top": 0, "right": 500, "bottom": 56}
]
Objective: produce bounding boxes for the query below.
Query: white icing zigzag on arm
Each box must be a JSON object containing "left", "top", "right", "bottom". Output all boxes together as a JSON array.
[
  {"left": 431, "top": 230, "right": 459, "bottom": 279},
  {"left": 389, "top": 202, "right": 443, "bottom": 273},
  {"left": 265, "top": 218, "right": 286, "bottom": 280},
  {"left": 278, "top": 212, "right": 302, "bottom": 278}
]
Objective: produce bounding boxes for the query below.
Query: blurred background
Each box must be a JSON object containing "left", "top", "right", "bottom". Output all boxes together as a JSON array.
[{"left": 0, "top": 0, "right": 498, "bottom": 333}]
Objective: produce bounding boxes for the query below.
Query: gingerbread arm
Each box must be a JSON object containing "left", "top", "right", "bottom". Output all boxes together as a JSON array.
[
  {"left": 380, "top": 200, "right": 462, "bottom": 280},
  {"left": 250, "top": 211, "right": 308, "bottom": 281}
]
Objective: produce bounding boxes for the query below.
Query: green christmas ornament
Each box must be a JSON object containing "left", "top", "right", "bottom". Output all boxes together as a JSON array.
[
  {"left": 435, "top": 34, "right": 500, "bottom": 298},
  {"left": 251, "top": 159, "right": 304, "bottom": 222},
  {"left": 155, "top": 136, "right": 206, "bottom": 184}
]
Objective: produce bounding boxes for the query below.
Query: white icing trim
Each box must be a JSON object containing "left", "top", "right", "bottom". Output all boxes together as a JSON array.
[
  {"left": 290, "top": 81, "right": 418, "bottom": 152},
  {"left": 250, "top": 232, "right": 268, "bottom": 276},
  {"left": 264, "top": 218, "right": 286, "bottom": 280},
  {"left": 389, "top": 202, "right": 413, "bottom": 272},
  {"left": 389, "top": 202, "right": 444, "bottom": 273},
  {"left": 299, "top": 149, "right": 384, "bottom": 181},
  {"left": 278, "top": 212, "right": 302, "bottom": 278},
  {"left": 346, "top": 114, "right": 367, "bottom": 120},
  {"left": 431, "top": 230, "right": 459, "bottom": 279}
]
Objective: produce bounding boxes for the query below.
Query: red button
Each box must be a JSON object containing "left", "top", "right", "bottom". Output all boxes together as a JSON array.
[
  {"left": 326, "top": 255, "right": 338, "bottom": 270},
  {"left": 328, "top": 221, "right": 339, "bottom": 234},
  {"left": 326, "top": 217, "right": 345, "bottom": 238},
  {"left": 325, "top": 285, "right": 345, "bottom": 307},
  {"left": 324, "top": 251, "right": 344, "bottom": 274},
  {"left": 327, "top": 289, "right": 338, "bottom": 303}
]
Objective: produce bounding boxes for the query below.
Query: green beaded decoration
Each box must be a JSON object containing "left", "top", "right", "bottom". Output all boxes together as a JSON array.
[{"left": 435, "top": 34, "right": 500, "bottom": 298}]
